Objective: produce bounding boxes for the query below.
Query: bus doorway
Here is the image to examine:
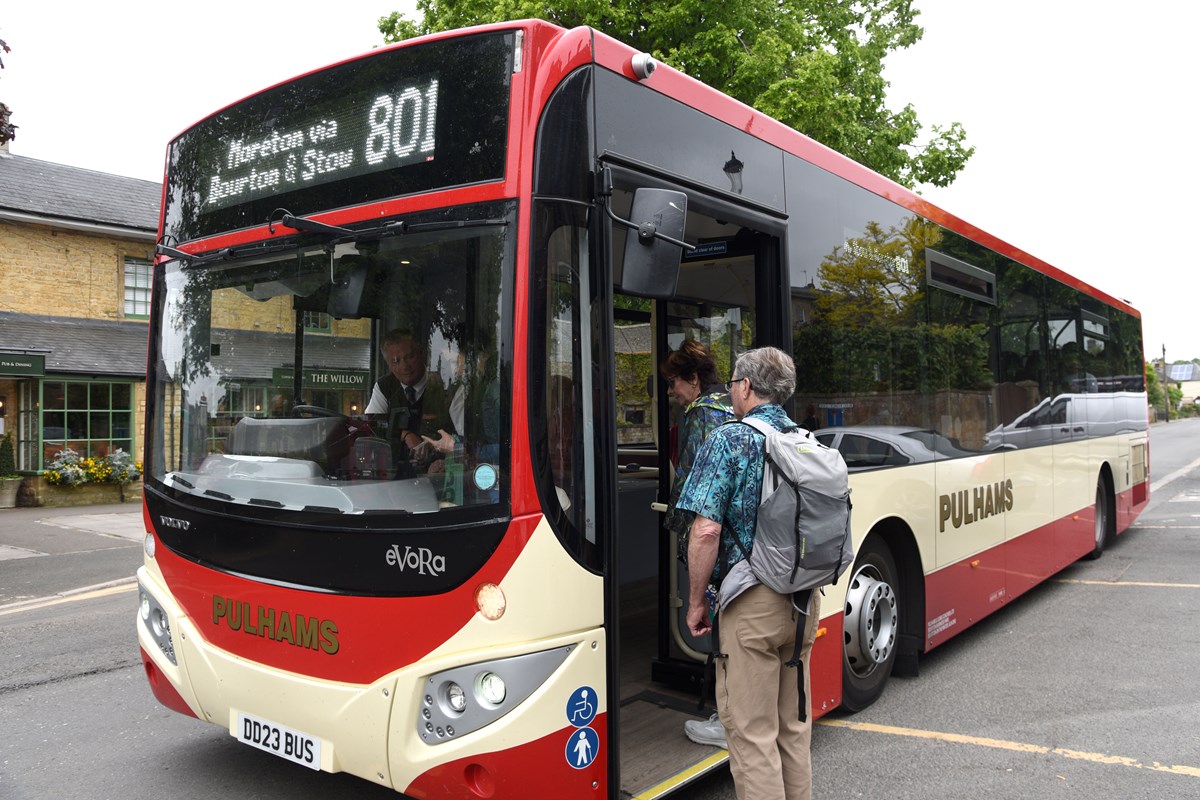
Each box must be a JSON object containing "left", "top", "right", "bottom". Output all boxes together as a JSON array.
[{"left": 613, "top": 230, "right": 771, "bottom": 797}]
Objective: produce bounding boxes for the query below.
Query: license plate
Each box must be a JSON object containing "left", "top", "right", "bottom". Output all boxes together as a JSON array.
[{"left": 235, "top": 711, "right": 322, "bottom": 770}]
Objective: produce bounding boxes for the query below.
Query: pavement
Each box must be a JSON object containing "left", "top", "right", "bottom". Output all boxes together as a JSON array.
[
  {"left": 0, "top": 502, "right": 145, "bottom": 554},
  {"left": 0, "top": 503, "right": 146, "bottom": 610}
]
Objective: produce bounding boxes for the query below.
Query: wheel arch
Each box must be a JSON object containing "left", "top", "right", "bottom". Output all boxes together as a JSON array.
[{"left": 1098, "top": 461, "right": 1116, "bottom": 504}]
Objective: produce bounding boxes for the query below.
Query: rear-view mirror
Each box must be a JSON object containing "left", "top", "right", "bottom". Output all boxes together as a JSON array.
[{"left": 619, "top": 188, "right": 687, "bottom": 299}]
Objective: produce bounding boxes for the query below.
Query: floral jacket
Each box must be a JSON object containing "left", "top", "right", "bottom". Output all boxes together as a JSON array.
[{"left": 664, "top": 385, "right": 734, "bottom": 538}]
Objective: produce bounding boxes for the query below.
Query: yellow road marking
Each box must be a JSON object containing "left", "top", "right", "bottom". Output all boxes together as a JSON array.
[
  {"left": 0, "top": 581, "right": 138, "bottom": 616},
  {"left": 818, "top": 719, "right": 1200, "bottom": 778}
]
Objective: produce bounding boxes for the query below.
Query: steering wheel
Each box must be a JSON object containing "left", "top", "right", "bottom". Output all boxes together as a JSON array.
[{"left": 290, "top": 404, "right": 344, "bottom": 418}]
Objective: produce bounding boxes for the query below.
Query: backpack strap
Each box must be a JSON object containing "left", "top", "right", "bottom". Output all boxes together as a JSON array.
[
  {"left": 736, "top": 415, "right": 775, "bottom": 439},
  {"left": 739, "top": 415, "right": 804, "bottom": 437},
  {"left": 786, "top": 588, "right": 814, "bottom": 722},
  {"left": 722, "top": 417, "right": 773, "bottom": 564}
]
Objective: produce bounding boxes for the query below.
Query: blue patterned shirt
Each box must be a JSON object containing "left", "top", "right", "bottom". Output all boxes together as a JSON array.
[
  {"left": 675, "top": 403, "right": 796, "bottom": 582},
  {"left": 665, "top": 389, "right": 734, "bottom": 537}
]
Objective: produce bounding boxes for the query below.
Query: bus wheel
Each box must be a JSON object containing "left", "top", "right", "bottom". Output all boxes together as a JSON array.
[
  {"left": 841, "top": 537, "right": 899, "bottom": 712},
  {"left": 1085, "top": 475, "right": 1112, "bottom": 560}
]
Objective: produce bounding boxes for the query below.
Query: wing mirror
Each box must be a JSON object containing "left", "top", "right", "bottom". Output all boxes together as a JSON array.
[{"left": 606, "top": 186, "right": 692, "bottom": 299}]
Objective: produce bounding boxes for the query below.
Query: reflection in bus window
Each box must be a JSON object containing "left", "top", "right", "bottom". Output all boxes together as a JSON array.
[
  {"left": 534, "top": 201, "right": 596, "bottom": 555},
  {"left": 151, "top": 205, "right": 510, "bottom": 517}
]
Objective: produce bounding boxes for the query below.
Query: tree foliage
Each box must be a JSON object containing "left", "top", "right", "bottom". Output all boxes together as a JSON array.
[
  {"left": 814, "top": 216, "right": 940, "bottom": 327},
  {"left": 378, "top": 0, "right": 973, "bottom": 188},
  {"left": 1145, "top": 361, "right": 1164, "bottom": 412}
]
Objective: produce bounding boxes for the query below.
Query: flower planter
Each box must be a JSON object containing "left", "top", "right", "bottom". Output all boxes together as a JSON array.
[
  {"left": 0, "top": 477, "right": 21, "bottom": 509},
  {"left": 23, "top": 476, "right": 143, "bottom": 508}
]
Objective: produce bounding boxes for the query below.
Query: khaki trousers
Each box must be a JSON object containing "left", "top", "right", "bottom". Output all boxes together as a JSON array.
[{"left": 717, "top": 584, "right": 821, "bottom": 800}]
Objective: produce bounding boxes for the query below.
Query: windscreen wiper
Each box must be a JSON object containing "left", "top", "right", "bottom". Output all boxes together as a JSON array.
[
  {"left": 155, "top": 239, "right": 310, "bottom": 270},
  {"left": 382, "top": 218, "right": 509, "bottom": 234},
  {"left": 156, "top": 210, "right": 510, "bottom": 268},
  {"left": 273, "top": 210, "right": 507, "bottom": 240},
  {"left": 269, "top": 208, "right": 353, "bottom": 238}
]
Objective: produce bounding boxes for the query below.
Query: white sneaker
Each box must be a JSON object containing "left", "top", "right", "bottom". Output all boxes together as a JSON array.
[{"left": 684, "top": 713, "right": 727, "bottom": 748}]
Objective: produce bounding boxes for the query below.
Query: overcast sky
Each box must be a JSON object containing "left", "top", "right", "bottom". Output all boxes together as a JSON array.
[{"left": 3, "top": 1, "right": 1194, "bottom": 361}]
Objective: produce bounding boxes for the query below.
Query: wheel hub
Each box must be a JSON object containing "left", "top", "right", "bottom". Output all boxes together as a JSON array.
[{"left": 844, "top": 569, "right": 897, "bottom": 674}]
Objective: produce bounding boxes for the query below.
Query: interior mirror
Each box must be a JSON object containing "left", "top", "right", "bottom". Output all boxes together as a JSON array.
[{"left": 618, "top": 188, "right": 687, "bottom": 299}]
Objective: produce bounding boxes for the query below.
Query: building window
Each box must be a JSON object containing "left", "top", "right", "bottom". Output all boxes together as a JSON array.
[
  {"left": 303, "top": 311, "right": 331, "bottom": 333},
  {"left": 124, "top": 258, "right": 152, "bottom": 318},
  {"left": 41, "top": 381, "right": 134, "bottom": 467}
]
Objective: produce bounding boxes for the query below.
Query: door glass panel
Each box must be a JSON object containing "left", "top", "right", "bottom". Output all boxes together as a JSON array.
[{"left": 657, "top": 251, "right": 757, "bottom": 664}]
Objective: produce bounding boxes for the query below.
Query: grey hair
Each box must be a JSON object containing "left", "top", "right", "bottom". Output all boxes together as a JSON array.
[{"left": 733, "top": 346, "right": 796, "bottom": 405}]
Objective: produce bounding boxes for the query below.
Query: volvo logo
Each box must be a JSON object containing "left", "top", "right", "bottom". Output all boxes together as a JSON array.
[
  {"left": 385, "top": 544, "right": 446, "bottom": 576},
  {"left": 159, "top": 516, "right": 192, "bottom": 531}
]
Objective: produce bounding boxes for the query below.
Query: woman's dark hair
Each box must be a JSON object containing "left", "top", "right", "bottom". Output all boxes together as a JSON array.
[{"left": 659, "top": 339, "right": 720, "bottom": 387}]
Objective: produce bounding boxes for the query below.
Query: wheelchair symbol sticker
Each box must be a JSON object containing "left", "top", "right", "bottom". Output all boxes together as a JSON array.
[
  {"left": 565, "top": 726, "right": 599, "bottom": 769},
  {"left": 566, "top": 686, "right": 597, "bottom": 727}
]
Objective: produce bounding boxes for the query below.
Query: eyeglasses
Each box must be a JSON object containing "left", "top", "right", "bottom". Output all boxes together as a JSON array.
[{"left": 725, "top": 377, "right": 748, "bottom": 391}]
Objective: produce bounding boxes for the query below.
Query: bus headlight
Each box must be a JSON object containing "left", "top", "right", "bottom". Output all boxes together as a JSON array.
[
  {"left": 445, "top": 681, "right": 467, "bottom": 713},
  {"left": 151, "top": 608, "right": 170, "bottom": 639},
  {"left": 477, "top": 672, "right": 506, "bottom": 706},
  {"left": 418, "top": 646, "right": 573, "bottom": 744},
  {"left": 137, "top": 581, "right": 177, "bottom": 665}
]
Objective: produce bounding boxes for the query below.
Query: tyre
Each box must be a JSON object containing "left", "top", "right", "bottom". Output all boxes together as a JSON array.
[
  {"left": 841, "top": 536, "right": 899, "bottom": 712},
  {"left": 1084, "top": 474, "right": 1113, "bottom": 560}
]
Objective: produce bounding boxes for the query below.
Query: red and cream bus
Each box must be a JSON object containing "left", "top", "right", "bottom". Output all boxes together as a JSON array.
[{"left": 136, "top": 19, "right": 1150, "bottom": 799}]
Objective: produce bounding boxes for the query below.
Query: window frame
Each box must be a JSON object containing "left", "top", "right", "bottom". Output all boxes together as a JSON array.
[
  {"left": 123, "top": 256, "right": 153, "bottom": 319},
  {"left": 39, "top": 378, "right": 137, "bottom": 469}
]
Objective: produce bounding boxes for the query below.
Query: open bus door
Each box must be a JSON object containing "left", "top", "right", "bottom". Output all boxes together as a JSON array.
[{"left": 606, "top": 181, "right": 785, "bottom": 797}]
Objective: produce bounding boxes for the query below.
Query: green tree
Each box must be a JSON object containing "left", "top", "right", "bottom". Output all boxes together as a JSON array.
[
  {"left": 378, "top": 1, "right": 973, "bottom": 189},
  {"left": 1168, "top": 382, "right": 1183, "bottom": 413},
  {"left": 0, "top": 432, "right": 17, "bottom": 477},
  {"left": 814, "top": 216, "right": 939, "bottom": 327},
  {"left": 1145, "top": 361, "right": 1164, "bottom": 413}
]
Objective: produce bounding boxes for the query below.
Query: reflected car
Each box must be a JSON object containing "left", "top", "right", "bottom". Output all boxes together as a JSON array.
[
  {"left": 983, "top": 392, "right": 1148, "bottom": 450},
  {"left": 813, "top": 426, "right": 975, "bottom": 471}
]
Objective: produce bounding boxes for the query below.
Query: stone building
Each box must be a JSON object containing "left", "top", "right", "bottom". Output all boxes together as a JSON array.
[{"left": 0, "top": 149, "right": 161, "bottom": 483}]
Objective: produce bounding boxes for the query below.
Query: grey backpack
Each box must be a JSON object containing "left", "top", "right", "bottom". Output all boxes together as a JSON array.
[{"left": 737, "top": 417, "right": 853, "bottom": 595}]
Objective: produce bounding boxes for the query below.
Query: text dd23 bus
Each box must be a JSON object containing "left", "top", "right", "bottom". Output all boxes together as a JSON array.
[{"left": 136, "top": 18, "right": 1150, "bottom": 800}]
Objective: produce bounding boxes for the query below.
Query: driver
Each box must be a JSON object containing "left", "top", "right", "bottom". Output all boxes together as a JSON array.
[{"left": 365, "top": 329, "right": 454, "bottom": 476}]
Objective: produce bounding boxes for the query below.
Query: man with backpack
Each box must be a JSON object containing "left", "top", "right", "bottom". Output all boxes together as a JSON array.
[{"left": 677, "top": 346, "right": 839, "bottom": 800}]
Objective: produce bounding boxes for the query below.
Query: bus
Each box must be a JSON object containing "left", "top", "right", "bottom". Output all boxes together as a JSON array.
[{"left": 136, "top": 19, "right": 1150, "bottom": 799}]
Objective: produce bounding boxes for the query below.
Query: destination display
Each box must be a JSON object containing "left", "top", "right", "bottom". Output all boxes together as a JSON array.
[
  {"left": 204, "top": 77, "right": 440, "bottom": 211},
  {"left": 164, "top": 32, "right": 514, "bottom": 243}
]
